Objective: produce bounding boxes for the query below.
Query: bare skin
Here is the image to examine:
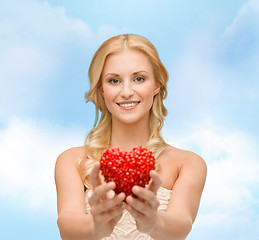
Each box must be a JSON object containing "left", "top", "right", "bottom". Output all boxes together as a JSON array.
[
  {"left": 88, "top": 163, "right": 126, "bottom": 238},
  {"left": 55, "top": 145, "right": 206, "bottom": 240},
  {"left": 55, "top": 49, "right": 207, "bottom": 239}
]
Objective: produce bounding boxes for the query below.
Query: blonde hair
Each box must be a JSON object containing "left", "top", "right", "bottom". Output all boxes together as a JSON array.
[{"left": 79, "top": 34, "right": 168, "bottom": 189}]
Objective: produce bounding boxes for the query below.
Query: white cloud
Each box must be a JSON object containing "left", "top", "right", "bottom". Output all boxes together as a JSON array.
[
  {"left": 96, "top": 25, "right": 125, "bottom": 42},
  {"left": 166, "top": 46, "right": 223, "bottom": 127},
  {"left": 169, "top": 49, "right": 221, "bottom": 103},
  {"left": 171, "top": 126, "right": 259, "bottom": 238},
  {"left": 0, "top": 0, "right": 140, "bottom": 215},
  {"left": 0, "top": 117, "right": 85, "bottom": 214},
  {"left": 0, "top": 0, "right": 93, "bottom": 118},
  {"left": 165, "top": 2, "right": 259, "bottom": 238},
  {"left": 223, "top": 0, "right": 259, "bottom": 39},
  {"left": 166, "top": 0, "right": 259, "bottom": 135},
  {"left": 219, "top": 0, "right": 259, "bottom": 74},
  {"left": 0, "top": 0, "right": 131, "bottom": 121}
]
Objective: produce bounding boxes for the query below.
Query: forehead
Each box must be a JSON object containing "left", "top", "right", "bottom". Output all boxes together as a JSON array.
[{"left": 102, "top": 49, "right": 153, "bottom": 74}]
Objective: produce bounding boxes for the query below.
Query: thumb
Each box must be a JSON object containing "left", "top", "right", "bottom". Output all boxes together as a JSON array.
[
  {"left": 147, "top": 170, "right": 162, "bottom": 194},
  {"left": 90, "top": 162, "right": 102, "bottom": 189}
]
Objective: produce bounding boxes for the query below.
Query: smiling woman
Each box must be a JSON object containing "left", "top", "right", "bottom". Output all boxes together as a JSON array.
[
  {"left": 101, "top": 49, "right": 160, "bottom": 126},
  {"left": 55, "top": 34, "right": 207, "bottom": 240}
]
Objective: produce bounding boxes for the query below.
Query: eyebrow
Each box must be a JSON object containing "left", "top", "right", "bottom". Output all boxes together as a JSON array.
[
  {"left": 132, "top": 71, "right": 148, "bottom": 75},
  {"left": 104, "top": 71, "right": 148, "bottom": 78},
  {"left": 103, "top": 73, "right": 120, "bottom": 78}
]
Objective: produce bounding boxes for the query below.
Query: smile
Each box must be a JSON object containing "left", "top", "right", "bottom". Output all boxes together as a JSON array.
[{"left": 117, "top": 101, "right": 140, "bottom": 108}]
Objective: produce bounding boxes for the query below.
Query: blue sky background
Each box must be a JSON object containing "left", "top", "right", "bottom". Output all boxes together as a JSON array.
[{"left": 0, "top": 0, "right": 258, "bottom": 239}]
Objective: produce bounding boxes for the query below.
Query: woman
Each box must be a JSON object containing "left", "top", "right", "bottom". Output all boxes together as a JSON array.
[{"left": 55, "top": 34, "right": 207, "bottom": 240}]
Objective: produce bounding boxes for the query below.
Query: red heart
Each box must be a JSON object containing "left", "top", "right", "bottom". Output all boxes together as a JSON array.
[{"left": 100, "top": 146, "right": 155, "bottom": 196}]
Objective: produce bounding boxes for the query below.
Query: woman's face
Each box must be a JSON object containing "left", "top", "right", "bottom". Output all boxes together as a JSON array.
[{"left": 101, "top": 49, "right": 160, "bottom": 125}]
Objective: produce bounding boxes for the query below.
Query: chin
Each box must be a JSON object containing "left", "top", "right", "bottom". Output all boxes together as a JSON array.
[{"left": 115, "top": 115, "right": 148, "bottom": 125}]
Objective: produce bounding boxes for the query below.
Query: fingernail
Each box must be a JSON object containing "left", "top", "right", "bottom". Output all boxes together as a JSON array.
[
  {"left": 108, "top": 182, "right": 115, "bottom": 188},
  {"left": 126, "top": 196, "right": 133, "bottom": 203},
  {"left": 132, "top": 186, "right": 139, "bottom": 193},
  {"left": 119, "top": 192, "right": 125, "bottom": 198}
]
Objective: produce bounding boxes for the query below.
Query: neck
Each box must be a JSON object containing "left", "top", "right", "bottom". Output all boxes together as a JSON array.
[{"left": 110, "top": 117, "right": 150, "bottom": 152}]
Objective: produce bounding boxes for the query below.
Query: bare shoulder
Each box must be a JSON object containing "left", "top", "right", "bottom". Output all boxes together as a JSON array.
[
  {"left": 55, "top": 146, "right": 87, "bottom": 214},
  {"left": 157, "top": 144, "right": 206, "bottom": 189},
  {"left": 158, "top": 144, "right": 207, "bottom": 186},
  {"left": 56, "top": 146, "right": 85, "bottom": 166},
  {"left": 55, "top": 146, "right": 86, "bottom": 180},
  {"left": 163, "top": 145, "right": 207, "bottom": 223},
  {"left": 162, "top": 144, "right": 207, "bottom": 170}
]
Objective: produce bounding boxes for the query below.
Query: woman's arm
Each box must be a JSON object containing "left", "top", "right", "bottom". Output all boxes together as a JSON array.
[
  {"left": 151, "top": 153, "right": 206, "bottom": 240},
  {"left": 55, "top": 148, "right": 125, "bottom": 240},
  {"left": 126, "top": 151, "right": 207, "bottom": 240},
  {"left": 55, "top": 147, "right": 99, "bottom": 240}
]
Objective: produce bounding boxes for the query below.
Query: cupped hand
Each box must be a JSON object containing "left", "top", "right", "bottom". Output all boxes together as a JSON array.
[
  {"left": 125, "top": 170, "right": 162, "bottom": 233},
  {"left": 89, "top": 162, "right": 126, "bottom": 238}
]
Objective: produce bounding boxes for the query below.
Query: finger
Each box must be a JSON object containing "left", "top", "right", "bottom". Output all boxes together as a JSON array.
[
  {"left": 95, "top": 203, "right": 126, "bottom": 224},
  {"left": 113, "top": 203, "right": 125, "bottom": 223},
  {"left": 89, "top": 181, "right": 115, "bottom": 206},
  {"left": 126, "top": 195, "right": 152, "bottom": 217},
  {"left": 126, "top": 204, "right": 145, "bottom": 220},
  {"left": 131, "top": 186, "right": 159, "bottom": 210},
  {"left": 91, "top": 192, "right": 125, "bottom": 215},
  {"left": 90, "top": 162, "right": 102, "bottom": 189},
  {"left": 147, "top": 170, "right": 162, "bottom": 194},
  {"left": 112, "top": 213, "right": 123, "bottom": 226}
]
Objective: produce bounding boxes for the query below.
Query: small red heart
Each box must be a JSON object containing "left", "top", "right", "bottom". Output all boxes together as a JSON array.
[{"left": 100, "top": 146, "right": 156, "bottom": 197}]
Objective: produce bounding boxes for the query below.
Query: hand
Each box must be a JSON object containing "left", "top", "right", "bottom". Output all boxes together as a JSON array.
[
  {"left": 89, "top": 162, "right": 126, "bottom": 238},
  {"left": 125, "top": 170, "right": 162, "bottom": 233}
]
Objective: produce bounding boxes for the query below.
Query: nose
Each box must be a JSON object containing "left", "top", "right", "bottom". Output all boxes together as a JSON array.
[{"left": 120, "top": 81, "right": 134, "bottom": 98}]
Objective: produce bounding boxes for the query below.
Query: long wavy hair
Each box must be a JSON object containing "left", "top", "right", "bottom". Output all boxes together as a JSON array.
[{"left": 78, "top": 34, "right": 168, "bottom": 189}]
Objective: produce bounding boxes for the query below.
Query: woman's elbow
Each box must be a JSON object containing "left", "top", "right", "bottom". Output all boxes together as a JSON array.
[
  {"left": 177, "top": 216, "right": 193, "bottom": 240},
  {"left": 185, "top": 218, "right": 193, "bottom": 238},
  {"left": 57, "top": 214, "right": 75, "bottom": 240},
  {"left": 57, "top": 215, "right": 67, "bottom": 239}
]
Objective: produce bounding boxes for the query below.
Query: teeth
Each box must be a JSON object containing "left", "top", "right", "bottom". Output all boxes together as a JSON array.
[{"left": 119, "top": 102, "right": 139, "bottom": 107}]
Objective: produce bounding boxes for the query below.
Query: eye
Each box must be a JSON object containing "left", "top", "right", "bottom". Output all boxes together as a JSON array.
[
  {"left": 108, "top": 78, "right": 120, "bottom": 84},
  {"left": 134, "top": 76, "right": 145, "bottom": 83}
]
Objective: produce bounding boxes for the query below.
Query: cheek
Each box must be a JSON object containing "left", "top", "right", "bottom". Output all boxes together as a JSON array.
[
  {"left": 140, "top": 85, "right": 156, "bottom": 101},
  {"left": 102, "top": 86, "right": 119, "bottom": 109},
  {"left": 102, "top": 86, "right": 115, "bottom": 99}
]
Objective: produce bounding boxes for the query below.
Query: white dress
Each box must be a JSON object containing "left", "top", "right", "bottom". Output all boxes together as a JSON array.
[{"left": 85, "top": 187, "right": 172, "bottom": 240}]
